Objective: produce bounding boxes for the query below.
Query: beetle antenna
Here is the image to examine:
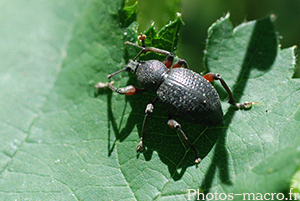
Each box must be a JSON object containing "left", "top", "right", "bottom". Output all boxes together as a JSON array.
[
  {"left": 125, "top": 41, "right": 144, "bottom": 49},
  {"left": 125, "top": 41, "right": 174, "bottom": 62},
  {"left": 125, "top": 41, "right": 146, "bottom": 61},
  {"left": 107, "top": 68, "right": 127, "bottom": 79}
]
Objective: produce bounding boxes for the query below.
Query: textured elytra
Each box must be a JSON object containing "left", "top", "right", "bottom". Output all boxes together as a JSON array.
[{"left": 157, "top": 68, "right": 223, "bottom": 126}]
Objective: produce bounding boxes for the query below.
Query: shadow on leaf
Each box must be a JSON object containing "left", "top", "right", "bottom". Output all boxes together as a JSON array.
[
  {"left": 99, "top": 75, "right": 219, "bottom": 180},
  {"left": 200, "top": 16, "right": 278, "bottom": 195}
]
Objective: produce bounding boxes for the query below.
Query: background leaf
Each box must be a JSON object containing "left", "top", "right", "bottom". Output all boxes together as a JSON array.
[
  {"left": 0, "top": 1, "right": 299, "bottom": 201},
  {"left": 200, "top": 14, "right": 300, "bottom": 199},
  {"left": 0, "top": 0, "right": 132, "bottom": 200}
]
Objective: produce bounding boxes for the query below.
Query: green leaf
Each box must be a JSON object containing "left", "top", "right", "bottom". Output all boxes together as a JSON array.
[
  {"left": 119, "top": 1, "right": 137, "bottom": 28},
  {"left": 0, "top": 0, "right": 132, "bottom": 200},
  {"left": 290, "top": 168, "right": 300, "bottom": 200},
  {"left": 290, "top": 169, "right": 300, "bottom": 200},
  {"left": 200, "top": 13, "right": 300, "bottom": 198},
  {"left": 137, "top": 12, "right": 184, "bottom": 61},
  {"left": 0, "top": 1, "right": 299, "bottom": 201}
]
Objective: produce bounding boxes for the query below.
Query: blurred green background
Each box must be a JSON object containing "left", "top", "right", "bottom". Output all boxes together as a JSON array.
[{"left": 126, "top": 0, "right": 300, "bottom": 77}]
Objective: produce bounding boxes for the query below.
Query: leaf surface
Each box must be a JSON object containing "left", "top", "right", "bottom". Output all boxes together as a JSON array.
[{"left": 0, "top": 1, "right": 299, "bottom": 200}]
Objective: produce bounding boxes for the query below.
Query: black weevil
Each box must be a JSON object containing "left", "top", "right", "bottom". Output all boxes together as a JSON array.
[{"left": 95, "top": 34, "right": 255, "bottom": 164}]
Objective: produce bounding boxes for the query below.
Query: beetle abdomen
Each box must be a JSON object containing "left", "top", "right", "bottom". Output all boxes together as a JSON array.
[{"left": 157, "top": 68, "right": 223, "bottom": 126}]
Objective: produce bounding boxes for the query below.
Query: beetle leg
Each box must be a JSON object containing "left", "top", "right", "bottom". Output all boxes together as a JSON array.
[
  {"left": 126, "top": 35, "right": 177, "bottom": 68},
  {"left": 162, "top": 55, "right": 174, "bottom": 69},
  {"left": 172, "top": 58, "right": 189, "bottom": 69},
  {"left": 167, "top": 119, "right": 201, "bottom": 164},
  {"left": 95, "top": 81, "right": 145, "bottom": 95},
  {"left": 125, "top": 41, "right": 175, "bottom": 63},
  {"left": 203, "top": 73, "right": 256, "bottom": 109},
  {"left": 137, "top": 97, "right": 158, "bottom": 152},
  {"left": 138, "top": 33, "right": 146, "bottom": 47}
]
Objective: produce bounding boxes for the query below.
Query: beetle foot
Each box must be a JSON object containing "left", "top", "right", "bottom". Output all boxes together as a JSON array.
[
  {"left": 235, "top": 101, "right": 257, "bottom": 110},
  {"left": 136, "top": 138, "right": 144, "bottom": 152},
  {"left": 94, "top": 81, "right": 114, "bottom": 89},
  {"left": 195, "top": 157, "right": 201, "bottom": 164},
  {"left": 145, "top": 103, "right": 154, "bottom": 114}
]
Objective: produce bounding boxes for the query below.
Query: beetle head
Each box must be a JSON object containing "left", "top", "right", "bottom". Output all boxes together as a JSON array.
[{"left": 125, "top": 60, "right": 139, "bottom": 74}]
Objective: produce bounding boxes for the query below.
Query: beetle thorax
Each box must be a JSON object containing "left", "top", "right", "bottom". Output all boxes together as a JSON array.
[{"left": 135, "top": 60, "right": 168, "bottom": 90}]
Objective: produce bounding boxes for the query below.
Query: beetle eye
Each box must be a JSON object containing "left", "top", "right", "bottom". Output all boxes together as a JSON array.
[{"left": 125, "top": 67, "right": 131, "bottom": 72}]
